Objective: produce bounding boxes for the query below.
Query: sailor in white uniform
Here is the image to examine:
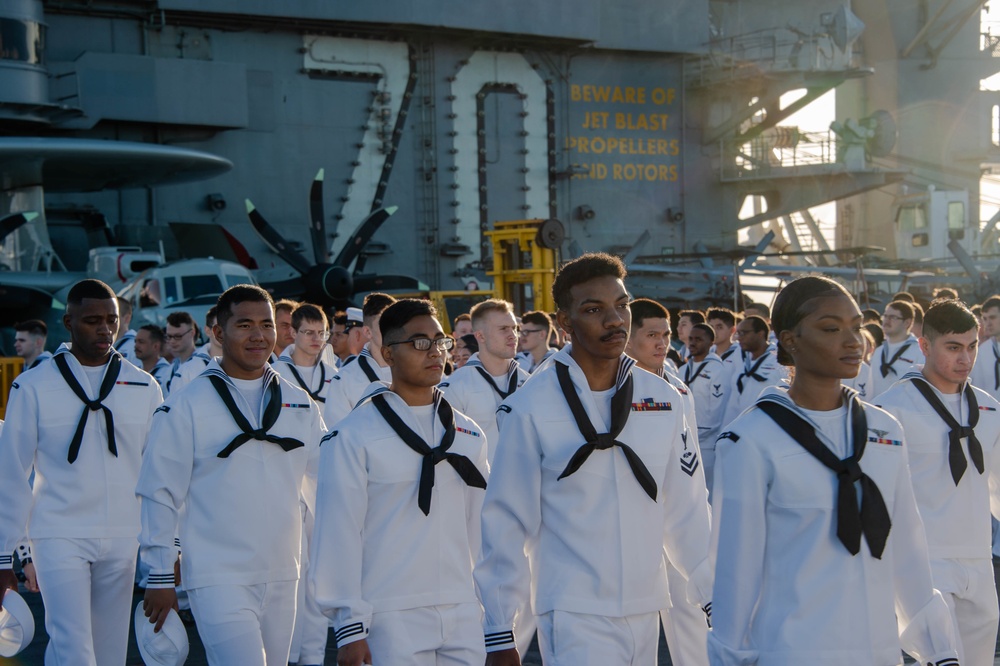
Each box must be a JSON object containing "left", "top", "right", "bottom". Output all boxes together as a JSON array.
[
  {"left": 876, "top": 299, "right": 1000, "bottom": 665},
  {"left": 439, "top": 298, "right": 528, "bottom": 463},
  {"left": 721, "top": 316, "right": 788, "bottom": 426},
  {"left": 0, "top": 279, "right": 163, "bottom": 666},
  {"left": 273, "top": 302, "right": 336, "bottom": 666},
  {"left": 970, "top": 295, "right": 1000, "bottom": 401},
  {"left": 710, "top": 276, "right": 960, "bottom": 666},
  {"left": 870, "top": 300, "right": 925, "bottom": 398},
  {"left": 133, "top": 323, "right": 173, "bottom": 388},
  {"left": 323, "top": 293, "right": 397, "bottom": 427},
  {"left": 706, "top": 308, "right": 739, "bottom": 369},
  {"left": 114, "top": 296, "right": 140, "bottom": 367},
  {"left": 137, "top": 285, "right": 324, "bottom": 666},
  {"left": 168, "top": 305, "right": 222, "bottom": 395},
  {"left": 516, "top": 309, "right": 558, "bottom": 373},
  {"left": 13, "top": 319, "right": 51, "bottom": 371},
  {"left": 842, "top": 327, "right": 874, "bottom": 399},
  {"left": 625, "top": 297, "right": 710, "bottom": 666},
  {"left": 312, "top": 299, "right": 488, "bottom": 666},
  {"left": 680, "top": 323, "right": 729, "bottom": 492},
  {"left": 478, "top": 254, "right": 712, "bottom": 666},
  {"left": 163, "top": 310, "right": 199, "bottom": 395}
]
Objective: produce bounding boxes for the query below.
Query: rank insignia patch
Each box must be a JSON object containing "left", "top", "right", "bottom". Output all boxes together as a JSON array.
[{"left": 680, "top": 449, "right": 700, "bottom": 476}]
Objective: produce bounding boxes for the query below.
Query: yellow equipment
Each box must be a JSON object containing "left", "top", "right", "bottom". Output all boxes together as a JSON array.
[{"left": 0, "top": 357, "right": 24, "bottom": 419}]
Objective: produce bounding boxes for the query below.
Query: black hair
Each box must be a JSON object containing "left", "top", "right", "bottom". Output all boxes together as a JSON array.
[
  {"left": 922, "top": 299, "right": 977, "bottom": 341},
  {"left": 771, "top": 276, "right": 854, "bottom": 365},
  {"left": 460, "top": 334, "right": 480, "bottom": 354},
  {"left": 861, "top": 308, "right": 882, "bottom": 324},
  {"left": 216, "top": 284, "right": 274, "bottom": 328},
  {"left": 521, "top": 310, "right": 554, "bottom": 336},
  {"left": 552, "top": 252, "right": 626, "bottom": 312},
  {"left": 983, "top": 296, "right": 1000, "bottom": 313},
  {"left": 67, "top": 279, "right": 116, "bottom": 305},
  {"left": 292, "top": 303, "right": 327, "bottom": 330},
  {"left": 14, "top": 319, "right": 47, "bottom": 336},
  {"left": 332, "top": 311, "right": 348, "bottom": 327},
  {"left": 933, "top": 288, "right": 959, "bottom": 301},
  {"left": 744, "top": 302, "right": 770, "bottom": 319},
  {"left": 691, "top": 322, "right": 716, "bottom": 343},
  {"left": 205, "top": 305, "right": 219, "bottom": 328},
  {"left": 630, "top": 298, "right": 670, "bottom": 330},
  {"left": 892, "top": 291, "right": 915, "bottom": 303},
  {"left": 363, "top": 292, "right": 398, "bottom": 326},
  {"left": 379, "top": 298, "right": 437, "bottom": 342},
  {"left": 741, "top": 315, "right": 770, "bottom": 336},
  {"left": 706, "top": 308, "right": 736, "bottom": 328},
  {"left": 864, "top": 322, "right": 884, "bottom": 348},
  {"left": 139, "top": 324, "right": 165, "bottom": 344},
  {"left": 166, "top": 311, "right": 195, "bottom": 329}
]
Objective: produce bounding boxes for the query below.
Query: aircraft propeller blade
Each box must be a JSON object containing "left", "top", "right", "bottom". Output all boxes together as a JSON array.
[
  {"left": 333, "top": 206, "right": 398, "bottom": 272},
  {"left": 0, "top": 211, "right": 38, "bottom": 245},
  {"left": 245, "top": 199, "right": 313, "bottom": 275},
  {"left": 309, "top": 168, "right": 329, "bottom": 265}
]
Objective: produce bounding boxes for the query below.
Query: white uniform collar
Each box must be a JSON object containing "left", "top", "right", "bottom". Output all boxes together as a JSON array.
[
  {"left": 552, "top": 345, "right": 635, "bottom": 392},
  {"left": 464, "top": 352, "right": 521, "bottom": 379}
]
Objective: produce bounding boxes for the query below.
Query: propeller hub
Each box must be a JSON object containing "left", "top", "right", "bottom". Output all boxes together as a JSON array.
[{"left": 306, "top": 264, "right": 353, "bottom": 303}]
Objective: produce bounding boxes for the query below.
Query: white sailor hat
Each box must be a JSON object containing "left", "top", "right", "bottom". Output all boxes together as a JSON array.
[
  {"left": 0, "top": 590, "right": 34, "bottom": 657},
  {"left": 134, "top": 602, "right": 189, "bottom": 666},
  {"left": 346, "top": 307, "right": 363, "bottom": 325}
]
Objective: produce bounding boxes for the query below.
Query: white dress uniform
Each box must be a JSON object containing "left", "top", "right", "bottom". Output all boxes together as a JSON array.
[
  {"left": 517, "top": 348, "right": 557, "bottom": 374},
  {"left": 323, "top": 344, "right": 391, "bottom": 427},
  {"left": 0, "top": 349, "right": 162, "bottom": 665},
  {"left": 136, "top": 361, "right": 324, "bottom": 666},
  {"left": 842, "top": 360, "right": 873, "bottom": 399},
  {"left": 970, "top": 337, "right": 1000, "bottom": 401},
  {"left": 25, "top": 350, "right": 53, "bottom": 371},
  {"left": 148, "top": 356, "right": 173, "bottom": 389},
  {"left": 709, "top": 386, "right": 960, "bottom": 666},
  {"left": 166, "top": 345, "right": 213, "bottom": 395},
  {"left": 870, "top": 334, "right": 924, "bottom": 399},
  {"left": 721, "top": 347, "right": 788, "bottom": 427},
  {"left": 114, "top": 328, "right": 139, "bottom": 367},
  {"left": 476, "top": 348, "right": 713, "bottom": 665},
  {"left": 311, "top": 385, "right": 488, "bottom": 664},
  {"left": 680, "top": 353, "right": 729, "bottom": 491},
  {"left": 438, "top": 353, "right": 528, "bottom": 463},
  {"left": 875, "top": 373, "right": 1000, "bottom": 665},
  {"left": 653, "top": 365, "right": 710, "bottom": 666},
  {"left": 273, "top": 345, "right": 336, "bottom": 666}
]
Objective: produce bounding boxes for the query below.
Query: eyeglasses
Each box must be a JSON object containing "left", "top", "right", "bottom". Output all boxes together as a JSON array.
[
  {"left": 882, "top": 314, "right": 905, "bottom": 321},
  {"left": 164, "top": 328, "right": 193, "bottom": 341},
  {"left": 386, "top": 337, "right": 455, "bottom": 352},
  {"left": 519, "top": 328, "right": 546, "bottom": 336},
  {"left": 298, "top": 329, "right": 330, "bottom": 340}
]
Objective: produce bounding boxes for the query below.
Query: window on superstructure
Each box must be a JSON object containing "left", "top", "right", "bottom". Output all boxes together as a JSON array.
[{"left": 0, "top": 19, "right": 45, "bottom": 65}]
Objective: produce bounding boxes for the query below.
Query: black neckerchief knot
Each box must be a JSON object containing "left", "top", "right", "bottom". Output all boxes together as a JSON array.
[
  {"left": 474, "top": 364, "right": 518, "bottom": 399},
  {"left": 286, "top": 361, "right": 327, "bottom": 403},
  {"left": 209, "top": 375, "right": 305, "bottom": 458},
  {"left": 758, "top": 393, "right": 891, "bottom": 559},
  {"left": 54, "top": 353, "right": 122, "bottom": 464},
  {"left": 371, "top": 393, "right": 486, "bottom": 515},
  {"left": 910, "top": 378, "right": 984, "bottom": 485},
  {"left": 880, "top": 340, "right": 912, "bottom": 378},
  {"left": 737, "top": 353, "right": 768, "bottom": 394},
  {"left": 555, "top": 362, "right": 657, "bottom": 501}
]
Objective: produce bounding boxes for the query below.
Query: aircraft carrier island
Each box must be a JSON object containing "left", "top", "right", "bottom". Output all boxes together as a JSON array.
[{"left": 0, "top": 0, "right": 997, "bottom": 319}]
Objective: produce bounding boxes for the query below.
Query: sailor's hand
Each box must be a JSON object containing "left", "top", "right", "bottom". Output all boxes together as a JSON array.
[
  {"left": 0, "top": 569, "right": 17, "bottom": 609},
  {"left": 485, "top": 648, "right": 521, "bottom": 666},
  {"left": 21, "top": 562, "right": 38, "bottom": 593},
  {"left": 337, "top": 638, "right": 372, "bottom": 665},
  {"left": 143, "top": 587, "right": 179, "bottom": 633}
]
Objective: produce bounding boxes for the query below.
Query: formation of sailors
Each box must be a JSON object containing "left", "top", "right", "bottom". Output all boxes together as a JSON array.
[{"left": 0, "top": 261, "right": 998, "bottom": 666}]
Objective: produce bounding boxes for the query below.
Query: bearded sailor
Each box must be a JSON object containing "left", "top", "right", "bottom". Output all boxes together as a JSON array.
[
  {"left": 0, "top": 279, "right": 163, "bottom": 666},
  {"left": 311, "top": 299, "right": 488, "bottom": 666},
  {"left": 877, "top": 299, "right": 1000, "bottom": 665},
  {"left": 478, "top": 253, "right": 712, "bottom": 666},
  {"left": 137, "top": 285, "right": 324, "bottom": 666}
]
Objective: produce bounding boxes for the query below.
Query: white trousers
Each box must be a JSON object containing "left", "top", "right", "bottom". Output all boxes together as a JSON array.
[
  {"left": 536, "top": 609, "right": 660, "bottom": 666},
  {"left": 368, "top": 602, "right": 485, "bottom": 665},
  {"left": 659, "top": 559, "right": 709, "bottom": 666},
  {"left": 188, "top": 580, "right": 298, "bottom": 666},
  {"left": 289, "top": 510, "right": 328, "bottom": 665},
  {"left": 32, "top": 537, "right": 137, "bottom": 666},
  {"left": 931, "top": 558, "right": 999, "bottom": 666}
]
